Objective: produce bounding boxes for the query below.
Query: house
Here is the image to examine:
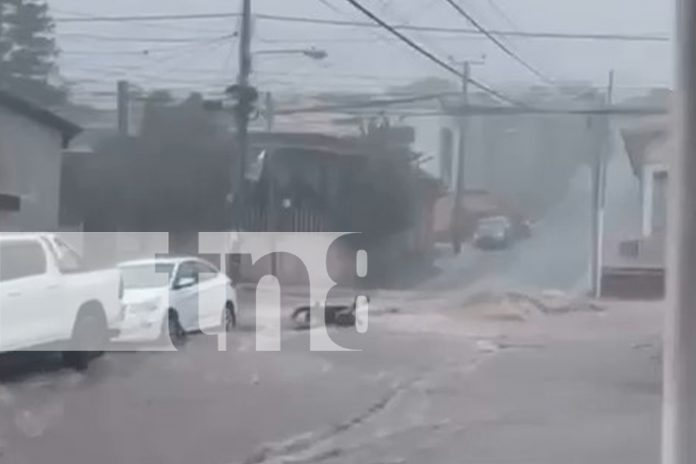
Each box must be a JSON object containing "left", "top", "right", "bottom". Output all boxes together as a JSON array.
[
  {"left": 622, "top": 113, "right": 671, "bottom": 238},
  {"left": 600, "top": 104, "right": 672, "bottom": 298},
  {"left": 242, "top": 131, "right": 442, "bottom": 285},
  {"left": 0, "top": 90, "right": 81, "bottom": 232}
]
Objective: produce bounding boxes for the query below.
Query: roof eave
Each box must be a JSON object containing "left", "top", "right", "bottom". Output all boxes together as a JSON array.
[{"left": 0, "top": 90, "right": 82, "bottom": 146}]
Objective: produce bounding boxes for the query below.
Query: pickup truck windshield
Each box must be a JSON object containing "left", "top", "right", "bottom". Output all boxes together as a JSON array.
[
  {"left": 47, "top": 237, "right": 83, "bottom": 273},
  {"left": 120, "top": 263, "right": 175, "bottom": 289}
]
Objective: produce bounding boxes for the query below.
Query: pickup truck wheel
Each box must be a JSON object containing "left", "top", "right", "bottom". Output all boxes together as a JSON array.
[
  {"left": 63, "top": 312, "right": 107, "bottom": 371},
  {"left": 162, "top": 310, "right": 186, "bottom": 348}
]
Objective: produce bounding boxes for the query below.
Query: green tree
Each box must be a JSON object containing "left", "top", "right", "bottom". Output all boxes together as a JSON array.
[{"left": 0, "top": 0, "right": 65, "bottom": 105}]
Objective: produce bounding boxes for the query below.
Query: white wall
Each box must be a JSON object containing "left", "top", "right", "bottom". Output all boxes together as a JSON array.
[
  {"left": 0, "top": 106, "right": 63, "bottom": 231},
  {"left": 640, "top": 163, "right": 668, "bottom": 237}
]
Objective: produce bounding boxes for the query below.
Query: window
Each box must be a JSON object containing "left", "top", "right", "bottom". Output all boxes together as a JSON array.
[
  {"left": 120, "top": 263, "right": 175, "bottom": 289},
  {"left": 46, "top": 237, "right": 83, "bottom": 273},
  {"left": 194, "top": 261, "right": 219, "bottom": 282},
  {"left": 175, "top": 262, "right": 199, "bottom": 286},
  {"left": 0, "top": 240, "right": 47, "bottom": 282}
]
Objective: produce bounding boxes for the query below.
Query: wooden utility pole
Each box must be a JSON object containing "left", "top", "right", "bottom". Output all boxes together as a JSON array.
[
  {"left": 234, "top": 0, "right": 253, "bottom": 227},
  {"left": 451, "top": 61, "right": 470, "bottom": 255},
  {"left": 663, "top": 0, "right": 696, "bottom": 461},
  {"left": 117, "top": 80, "right": 130, "bottom": 137},
  {"left": 262, "top": 90, "right": 279, "bottom": 275},
  {"left": 590, "top": 70, "right": 614, "bottom": 298}
]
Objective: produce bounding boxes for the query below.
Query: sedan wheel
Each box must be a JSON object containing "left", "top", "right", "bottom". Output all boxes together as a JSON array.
[{"left": 163, "top": 311, "right": 186, "bottom": 348}]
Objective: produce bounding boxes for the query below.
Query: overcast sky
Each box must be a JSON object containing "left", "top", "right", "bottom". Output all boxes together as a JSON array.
[{"left": 47, "top": 0, "right": 674, "bottom": 106}]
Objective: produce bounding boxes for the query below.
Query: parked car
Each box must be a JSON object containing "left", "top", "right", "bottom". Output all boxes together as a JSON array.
[
  {"left": 116, "top": 257, "right": 237, "bottom": 345},
  {"left": 0, "top": 234, "right": 124, "bottom": 370},
  {"left": 473, "top": 216, "right": 513, "bottom": 249}
]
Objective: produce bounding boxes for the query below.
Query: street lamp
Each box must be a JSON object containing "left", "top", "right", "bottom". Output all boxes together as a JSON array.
[{"left": 253, "top": 47, "right": 328, "bottom": 61}]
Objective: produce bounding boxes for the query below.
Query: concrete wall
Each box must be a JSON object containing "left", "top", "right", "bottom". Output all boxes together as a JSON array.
[{"left": 0, "top": 106, "right": 63, "bottom": 231}]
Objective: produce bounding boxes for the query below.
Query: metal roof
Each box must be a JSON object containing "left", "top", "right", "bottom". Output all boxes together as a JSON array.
[{"left": 0, "top": 90, "right": 82, "bottom": 147}]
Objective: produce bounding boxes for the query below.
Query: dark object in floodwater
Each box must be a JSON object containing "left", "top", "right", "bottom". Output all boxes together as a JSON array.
[{"left": 291, "top": 296, "right": 369, "bottom": 329}]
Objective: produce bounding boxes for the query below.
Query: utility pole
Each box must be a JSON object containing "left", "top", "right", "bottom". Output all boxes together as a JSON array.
[
  {"left": 663, "top": 0, "right": 696, "bottom": 461},
  {"left": 264, "top": 91, "right": 278, "bottom": 276},
  {"left": 265, "top": 92, "right": 274, "bottom": 132},
  {"left": 117, "top": 80, "right": 130, "bottom": 137},
  {"left": 590, "top": 70, "right": 614, "bottom": 298},
  {"left": 451, "top": 62, "right": 470, "bottom": 255},
  {"left": 234, "top": 0, "right": 253, "bottom": 228}
]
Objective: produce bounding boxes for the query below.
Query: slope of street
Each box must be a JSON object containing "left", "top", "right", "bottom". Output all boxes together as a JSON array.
[{"left": 426, "top": 148, "right": 640, "bottom": 297}]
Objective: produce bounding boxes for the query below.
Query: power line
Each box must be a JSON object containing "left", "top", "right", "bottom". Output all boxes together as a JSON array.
[
  {"left": 257, "top": 68, "right": 419, "bottom": 83},
  {"left": 342, "top": 0, "right": 523, "bottom": 106},
  {"left": 71, "top": 63, "right": 421, "bottom": 88},
  {"left": 443, "top": 0, "right": 553, "bottom": 84},
  {"left": 254, "top": 13, "right": 669, "bottom": 42},
  {"left": 484, "top": 0, "right": 522, "bottom": 32},
  {"left": 54, "top": 12, "right": 239, "bottom": 23},
  {"left": 68, "top": 70, "right": 232, "bottom": 86},
  {"left": 278, "top": 102, "right": 668, "bottom": 117},
  {"left": 51, "top": 7, "right": 230, "bottom": 34},
  {"left": 58, "top": 32, "right": 236, "bottom": 43},
  {"left": 364, "top": 0, "right": 452, "bottom": 58},
  {"left": 52, "top": 11, "right": 670, "bottom": 42},
  {"left": 60, "top": 34, "right": 233, "bottom": 58},
  {"left": 317, "top": 0, "right": 347, "bottom": 16},
  {"left": 314, "top": 0, "right": 414, "bottom": 58},
  {"left": 316, "top": 0, "right": 446, "bottom": 83},
  {"left": 256, "top": 35, "right": 485, "bottom": 44},
  {"left": 400, "top": 0, "right": 444, "bottom": 26}
]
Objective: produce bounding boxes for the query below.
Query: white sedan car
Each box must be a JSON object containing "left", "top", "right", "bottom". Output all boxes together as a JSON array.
[{"left": 116, "top": 257, "right": 237, "bottom": 345}]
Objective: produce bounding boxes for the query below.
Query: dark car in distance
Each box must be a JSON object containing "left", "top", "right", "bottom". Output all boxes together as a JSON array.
[{"left": 473, "top": 216, "right": 513, "bottom": 249}]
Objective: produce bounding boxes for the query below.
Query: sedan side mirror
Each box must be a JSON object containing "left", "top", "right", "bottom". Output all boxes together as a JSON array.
[{"left": 174, "top": 276, "right": 196, "bottom": 289}]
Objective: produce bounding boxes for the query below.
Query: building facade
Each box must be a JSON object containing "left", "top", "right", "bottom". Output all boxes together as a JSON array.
[{"left": 0, "top": 91, "right": 80, "bottom": 232}]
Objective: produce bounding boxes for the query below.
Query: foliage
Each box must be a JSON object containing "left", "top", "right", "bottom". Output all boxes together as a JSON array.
[
  {"left": 0, "top": 0, "right": 64, "bottom": 105},
  {"left": 135, "top": 93, "right": 233, "bottom": 231},
  {"left": 79, "top": 93, "right": 234, "bottom": 232}
]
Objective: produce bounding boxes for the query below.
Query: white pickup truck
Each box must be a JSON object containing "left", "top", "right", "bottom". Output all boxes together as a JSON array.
[{"left": 0, "top": 234, "right": 123, "bottom": 370}]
